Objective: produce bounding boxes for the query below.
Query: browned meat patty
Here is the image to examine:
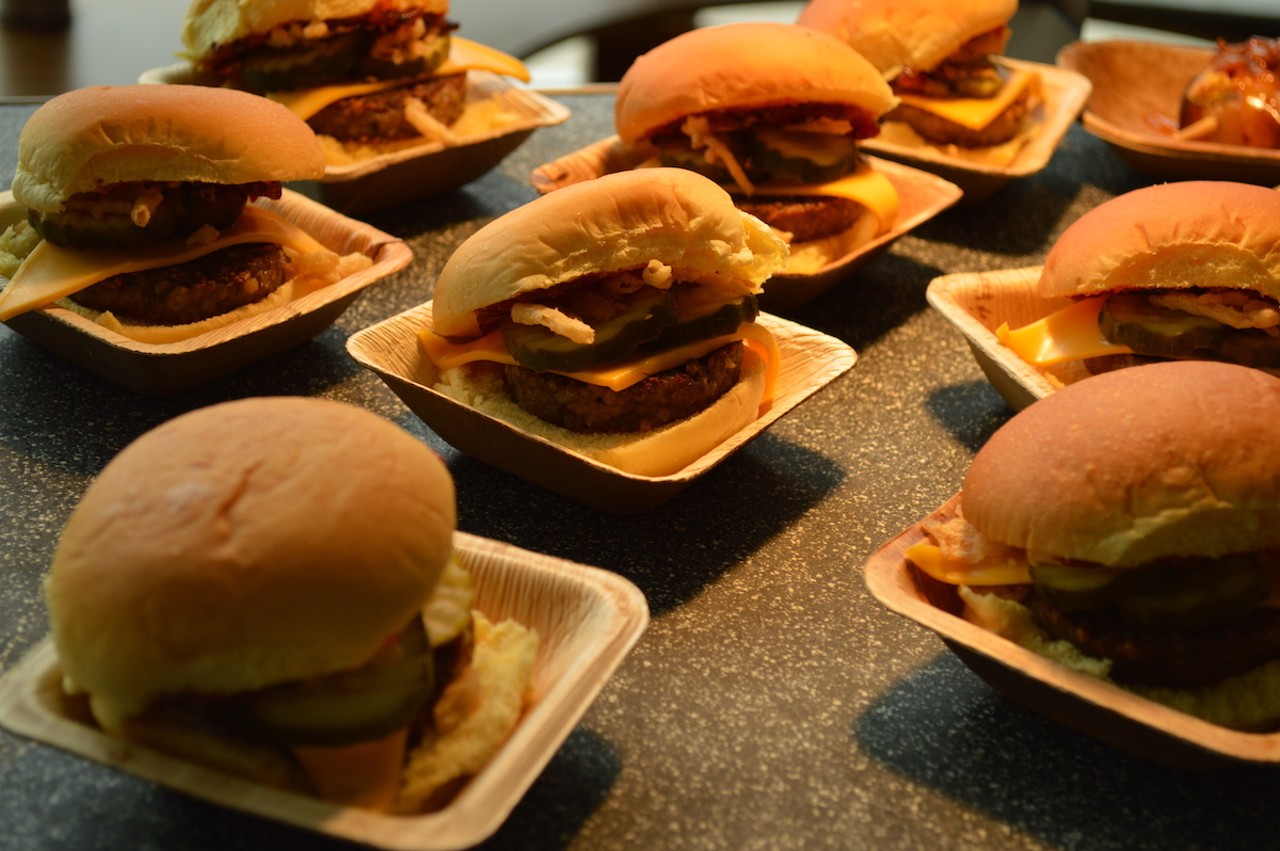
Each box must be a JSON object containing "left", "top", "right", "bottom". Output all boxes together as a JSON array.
[
  {"left": 307, "top": 73, "right": 467, "bottom": 142},
  {"left": 888, "top": 85, "right": 1032, "bottom": 147},
  {"left": 501, "top": 342, "right": 745, "bottom": 433},
  {"left": 1026, "top": 595, "right": 1280, "bottom": 687},
  {"left": 69, "top": 243, "right": 290, "bottom": 326},
  {"left": 737, "top": 196, "right": 864, "bottom": 243}
]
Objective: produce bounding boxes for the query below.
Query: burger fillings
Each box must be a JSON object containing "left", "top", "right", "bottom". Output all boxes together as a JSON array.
[
  {"left": 904, "top": 360, "right": 1280, "bottom": 730},
  {"left": 0, "top": 84, "right": 372, "bottom": 343},
  {"left": 613, "top": 22, "right": 901, "bottom": 275},
  {"left": 1178, "top": 36, "right": 1280, "bottom": 148},
  {"left": 797, "top": 0, "right": 1041, "bottom": 165},
  {"left": 998, "top": 181, "right": 1280, "bottom": 376},
  {"left": 419, "top": 167, "right": 789, "bottom": 477},
  {"left": 180, "top": 0, "right": 533, "bottom": 160},
  {"left": 45, "top": 397, "right": 538, "bottom": 812}
]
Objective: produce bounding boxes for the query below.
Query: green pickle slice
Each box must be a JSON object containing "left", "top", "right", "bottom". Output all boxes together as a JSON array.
[
  {"left": 749, "top": 129, "right": 860, "bottom": 184},
  {"left": 1031, "top": 555, "right": 1269, "bottom": 631},
  {"left": 222, "top": 618, "right": 435, "bottom": 747},
  {"left": 1099, "top": 294, "right": 1280, "bottom": 369},
  {"left": 502, "top": 289, "right": 677, "bottom": 373}
]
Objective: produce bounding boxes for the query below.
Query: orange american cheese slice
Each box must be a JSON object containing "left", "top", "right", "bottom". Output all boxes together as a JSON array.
[
  {"left": 0, "top": 206, "right": 328, "bottom": 322},
  {"left": 996, "top": 296, "right": 1132, "bottom": 366},
  {"left": 896, "top": 67, "right": 1040, "bottom": 132},
  {"left": 737, "top": 160, "right": 900, "bottom": 234},
  {"left": 905, "top": 541, "right": 1032, "bottom": 586},
  {"left": 420, "top": 320, "right": 781, "bottom": 401},
  {"left": 269, "top": 37, "right": 531, "bottom": 121}
]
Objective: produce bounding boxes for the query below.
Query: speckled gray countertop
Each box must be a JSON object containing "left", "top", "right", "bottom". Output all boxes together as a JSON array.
[{"left": 1, "top": 92, "right": 1277, "bottom": 851}]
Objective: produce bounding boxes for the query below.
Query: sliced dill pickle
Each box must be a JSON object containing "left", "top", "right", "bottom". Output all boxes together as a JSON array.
[
  {"left": 241, "top": 33, "right": 365, "bottom": 93},
  {"left": 502, "top": 289, "right": 677, "bottom": 373},
  {"left": 1116, "top": 556, "right": 1268, "bottom": 631},
  {"left": 643, "top": 295, "right": 758, "bottom": 352},
  {"left": 1214, "top": 329, "right": 1280, "bottom": 369},
  {"left": 657, "top": 146, "right": 733, "bottom": 183},
  {"left": 1030, "top": 562, "right": 1125, "bottom": 612},
  {"left": 358, "top": 34, "right": 451, "bottom": 79},
  {"left": 1099, "top": 294, "right": 1280, "bottom": 368},
  {"left": 223, "top": 618, "right": 435, "bottom": 747},
  {"left": 29, "top": 209, "right": 155, "bottom": 249},
  {"left": 1098, "top": 294, "right": 1226, "bottom": 358},
  {"left": 748, "top": 128, "right": 860, "bottom": 184}
]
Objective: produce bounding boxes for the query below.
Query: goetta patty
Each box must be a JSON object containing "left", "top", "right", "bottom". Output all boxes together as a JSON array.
[
  {"left": 500, "top": 342, "right": 745, "bottom": 433},
  {"left": 69, "top": 243, "right": 290, "bottom": 326}
]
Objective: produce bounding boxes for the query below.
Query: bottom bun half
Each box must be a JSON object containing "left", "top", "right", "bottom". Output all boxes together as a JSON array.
[
  {"left": 959, "top": 586, "right": 1280, "bottom": 732},
  {"left": 434, "top": 356, "right": 769, "bottom": 478}
]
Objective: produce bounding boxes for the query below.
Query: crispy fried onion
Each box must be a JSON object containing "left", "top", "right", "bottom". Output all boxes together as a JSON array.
[
  {"left": 511, "top": 302, "right": 595, "bottom": 344},
  {"left": 682, "top": 115, "right": 755, "bottom": 195},
  {"left": 405, "top": 97, "right": 460, "bottom": 144},
  {"left": 1151, "top": 290, "right": 1280, "bottom": 332},
  {"left": 394, "top": 612, "right": 538, "bottom": 813}
]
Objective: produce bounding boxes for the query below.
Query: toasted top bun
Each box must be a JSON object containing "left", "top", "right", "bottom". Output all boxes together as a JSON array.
[
  {"left": 797, "top": 0, "right": 1017, "bottom": 76},
  {"left": 1038, "top": 181, "right": 1280, "bottom": 302},
  {"left": 431, "top": 167, "right": 788, "bottom": 338},
  {"left": 45, "top": 397, "right": 456, "bottom": 732},
  {"left": 182, "top": 0, "right": 449, "bottom": 57},
  {"left": 10, "top": 85, "right": 326, "bottom": 215},
  {"left": 961, "top": 361, "right": 1280, "bottom": 568},
  {"left": 614, "top": 22, "right": 896, "bottom": 146}
]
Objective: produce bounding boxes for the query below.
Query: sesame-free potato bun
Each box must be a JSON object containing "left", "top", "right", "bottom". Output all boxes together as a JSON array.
[
  {"left": 46, "top": 397, "right": 456, "bottom": 735},
  {"left": 421, "top": 167, "right": 789, "bottom": 477}
]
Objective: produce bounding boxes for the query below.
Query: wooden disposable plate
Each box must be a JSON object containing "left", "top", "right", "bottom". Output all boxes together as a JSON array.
[
  {"left": 530, "top": 146, "right": 961, "bottom": 313},
  {"left": 864, "top": 497, "right": 1280, "bottom": 769},
  {"left": 139, "top": 65, "right": 571, "bottom": 215},
  {"left": 0, "top": 532, "right": 649, "bottom": 851},
  {"left": 926, "top": 267, "right": 1091, "bottom": 410},
  {"left": 0, "top": 190, "right": 412, "bottom": 396},
  {"left": 347, "top": 304, "right": 856, "bottom": 513},
  {"left": 1057, "top": 40, "right": 1280, "bottom": 184},
  {"left": 860, "top": 58, "right": 1092, "bottom": 203}
]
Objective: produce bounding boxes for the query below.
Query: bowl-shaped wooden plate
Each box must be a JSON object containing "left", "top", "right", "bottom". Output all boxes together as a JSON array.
[
  {"left": 347, "top": 304, "right": 856, "bottom": 513},
  {"left": 1057, "top": 39, "right": 1280, "bottom": 184},
  {"left": 530, "top": 147, "right": 961, "bottom": 313},
  {"left": 865, "top": 496, "right": 1280, "bottom": 769},
  {"left": 0, "top": 532, "right": 649, "bottom": 851},
  {"left": 139, "top": 65, "right": 570, "bottom": 215},
  {"left": 926, "top": 266, "right": 1090, "bottom": 410},
  {"left": 0, "top": 190, "right": 412, "bottom": 395},
  {"left": 861, "top": 58, "right": 1092, "bottom": 203}
]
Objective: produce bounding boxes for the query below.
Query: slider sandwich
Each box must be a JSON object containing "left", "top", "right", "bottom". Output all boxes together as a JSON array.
[
  {"left": 998, "top": 181, "right": 1280, "bottom": 376},
  {"left": 180, "top": 0, "right": 533, "bottom": 161},
  {"left": 613, "top": 22, "right": 900, "bottom": 275},
  {"left": 0, "top": 84, "right": 369, "bottom": 343},
  {"left": 419, "top": 167, "right": 789, "bottom": 477},
  {"left": 798, "top": 0, "right": 1041, "bottom": 165},
  {"left": 45, "top": 396, "right": 537, "bottom": 811},
  {"left": 906, "top": 360, "right": 1280, "bottom": 730},
  {"left": 1178, "top": 36, "right": 1280, "bottom": 148}
]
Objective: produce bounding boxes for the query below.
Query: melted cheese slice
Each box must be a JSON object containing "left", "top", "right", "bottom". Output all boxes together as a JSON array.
[
  {"left": 905, "top": 541, "right": 1032, "bottom": 586},
  {"left": 896, "top": 67, "right": 1040, "bottom": 132},
  {"left": 737, "top": 162, "right": 900, "bottom": 234},
  {"left": 0, "top": 206, "right": 327, "bottom": 322},
  {"left": 636, "top": 156, "right": 900, "bottom": 236},
  {"left": 269, "top": 37, "right": 531, "bottom": 121},
  {"left": 996, "top": 297, "right": 1132, "bottom": 366},
  {"left": 420, "top": 320, "right": 781, "bottom": 398}
]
